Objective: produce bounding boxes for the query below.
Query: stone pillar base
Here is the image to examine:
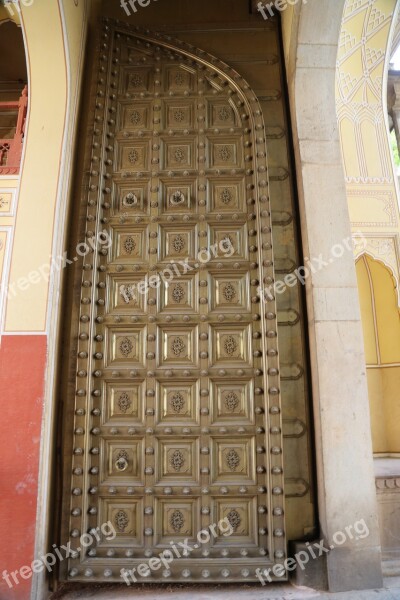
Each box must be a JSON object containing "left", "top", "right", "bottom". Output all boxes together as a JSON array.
[{"left": 289, "top": 540, "right": 328, "bottom": 591}]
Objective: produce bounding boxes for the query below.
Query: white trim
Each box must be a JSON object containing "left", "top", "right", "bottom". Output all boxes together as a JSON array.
[
  {"left": 0, "top": 226, "right": 13, "bottom": 343},
  {"left": 31, "top": 1, "right": 89, "bottom": 599},
  {"left": 0, "top": 330, "right": 47, "bottom": 336}
]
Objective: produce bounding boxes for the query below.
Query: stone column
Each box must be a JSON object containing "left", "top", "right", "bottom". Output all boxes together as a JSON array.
[{"left": 283, "top": 0, "right": 383, "bottom": 592}]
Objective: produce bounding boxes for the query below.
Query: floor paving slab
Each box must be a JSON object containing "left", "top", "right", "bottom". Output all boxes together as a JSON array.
[{"left": 50, "top": 577, "right": 400, "bottom": 600}]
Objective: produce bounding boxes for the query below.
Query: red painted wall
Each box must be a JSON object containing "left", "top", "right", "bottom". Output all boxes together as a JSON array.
[{"left": 0, "top": 335, "right": 47, "bottom": 600}]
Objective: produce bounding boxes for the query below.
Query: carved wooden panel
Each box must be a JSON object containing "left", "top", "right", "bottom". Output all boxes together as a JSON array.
[{"left": 65, "top": 21, "right": 286, "bottom": 584}]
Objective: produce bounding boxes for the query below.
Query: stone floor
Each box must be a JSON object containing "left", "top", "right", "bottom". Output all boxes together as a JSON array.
[{"left": 51, "top": 577, "right": 400, "bottom": 600}]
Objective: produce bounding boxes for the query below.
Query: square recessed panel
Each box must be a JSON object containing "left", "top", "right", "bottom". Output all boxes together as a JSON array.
[
  {"left": 108, "top": 274, "right": 147, "bottom": 313},
  {"left": 207, "top": 136, "right": 243, "bottom": 168},
  {"left": 102, "top": 439, "right": 144, "bottom": 484},
  {"left": 112, "top": 227, "right": 148, "bottom": 263},
  {"left": 163, "top": 99, "right": 195, "bottom": 129},
  {"left": 159, "top": 225, "right": 197, "bottom": 261},
  {"left": 122, "top": 67, "right": 152, "bottom": 94},
  {"left": 209, "top": 178, "right": 246, "bottom": 213},
  {"left": 158, "top": 273, "right": 198, "bottom": 314},
  {"left": 0, "top": 190, "right": 15, "bottom": 216},
  {"left": 156, "top": 439, "right": 199, "bottom": 484},
  {"left": 116, "top": 140, "right": 150, "bottom": 171},
  {"left": 100, "top": 499, "right": 143, "bottom": 547},
  {"left": 209, "top": 224, "right": 248, "bottom": 261},
  {"left": 156, "top": 380, "right": 200, "bottom": 425},
  {"left": 162, "top": 138, "right": 196, "bottom": 170},
  {"left": 211, "top": 380, "right": 254, "bottom": 425},
  {"left": 103, "top": 381, "right": 145, "bottom": 425},
  {"left": 208, "top": 101, "right": 238, "bottom": 127},
  {"left": 119, "top": 102, "right": 152, "bottom": 130},
  {"left": 210, "top": 324, "right": 252, "bottom": 367},
  {"left": 159, "top": 178, "right": 197, "bottom": 214},
  {"left": 157, "top": 326, "right": 198, "bottom": 368},
  {"left": 105, "top": 326, "right": 146, "bottom": 368},
  {"left": 165, "top": 66, "right": 195, "bottom": 92},
  {"left": 111, "top": 179, "right": 149, "bottom": 215},
  {"left": 154, "top": 498, "right": 199, "bottom": 546},
  {"left": 211, "top": 437, "right": 256, "bottom": 484},
  {"left": 209, "top": 272, "right": 251, "bottom": 312},
  {"left": 212, "top": 497, "right": 258, "bottom": 546}
]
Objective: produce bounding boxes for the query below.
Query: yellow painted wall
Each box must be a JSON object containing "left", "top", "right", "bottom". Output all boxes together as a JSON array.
[
  {"left": 337, "top": 1, "right": 400, "bottom": 454},
  {"left": 2, "top": 0, "right": 88, "bottom": 333},
  {"left": 356, "top": 256, "right": 400, "bottom": 453}
]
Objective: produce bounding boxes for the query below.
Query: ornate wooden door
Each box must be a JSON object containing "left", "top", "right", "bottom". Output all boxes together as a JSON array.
[{"left": 64, "top": 20, "right": 286, "bottom": 583}]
